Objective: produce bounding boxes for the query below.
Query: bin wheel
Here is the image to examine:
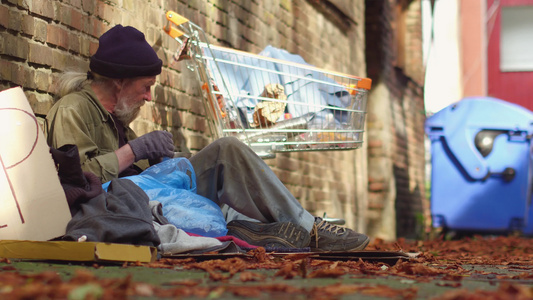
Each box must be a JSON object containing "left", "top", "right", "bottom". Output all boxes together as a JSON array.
[
  {"left": 443, "top": 230, "right": 461, "bottom": 241},
  {"left": 431, "top": 226, "right": 449, "bottom": 240},
  {"left": 434, "top": 228, "right": 465, "bottom": 240},
  {"left": 508, "top": 230, "right": 522, "bottom": 237}
]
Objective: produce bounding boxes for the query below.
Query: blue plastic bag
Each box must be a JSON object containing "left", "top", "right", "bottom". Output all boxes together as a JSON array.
[{"left": 102, "top": 158, "right": 227, "bottom": 237}]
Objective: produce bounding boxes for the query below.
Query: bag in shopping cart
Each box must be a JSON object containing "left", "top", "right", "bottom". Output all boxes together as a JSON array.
[{"left": 204, "top": 45, "right": 353, "bottom": 125}]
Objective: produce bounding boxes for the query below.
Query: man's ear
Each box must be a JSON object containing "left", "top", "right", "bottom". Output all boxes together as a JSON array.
[{"left": 112, "top": 79, "right": 125, "bottom": 91}]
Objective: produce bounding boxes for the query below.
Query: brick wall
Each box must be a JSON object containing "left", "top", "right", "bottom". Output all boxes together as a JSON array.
[
  {"left": 364, "top": 0, "right": 427, "bottom": 240},
  {"left": 0, "top": 0, "right": 370, "bottom": 232}
]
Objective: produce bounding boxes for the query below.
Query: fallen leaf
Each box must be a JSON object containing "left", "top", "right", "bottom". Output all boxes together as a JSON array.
[{"left": 308, "top": 268, "right": 345, "bottom": 278}]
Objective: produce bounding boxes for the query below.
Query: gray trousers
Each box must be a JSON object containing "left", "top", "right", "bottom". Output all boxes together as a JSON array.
[{"left": 189, "top": 137, "right": 315, "bottom": 233}]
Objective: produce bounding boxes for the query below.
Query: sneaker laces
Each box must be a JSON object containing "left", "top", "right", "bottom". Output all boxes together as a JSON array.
[{"left": 311, "top": 218, "right": 347, "bottom": 248}]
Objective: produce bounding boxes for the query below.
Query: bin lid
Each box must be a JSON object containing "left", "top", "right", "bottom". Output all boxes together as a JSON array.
[
  {"left": 425, "top": 97, "right": 533, "bottom": 134},
  {"left": 425, "top": 97, "right": 533, "bottom": 180}
]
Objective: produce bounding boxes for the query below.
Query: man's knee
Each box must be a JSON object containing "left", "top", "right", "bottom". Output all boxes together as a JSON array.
[{"left": 212, "top": 136, "right": 246, "bottom": 150}]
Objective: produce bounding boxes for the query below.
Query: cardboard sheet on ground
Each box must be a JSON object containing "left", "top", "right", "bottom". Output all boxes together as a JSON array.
[
  {"left": 0, "top": 87, "right": 71, "bottom": 241},
  {"left": 0, "top": 240, "right": 157, "bottom": 263},
  {"left": 163, "top": 250, "right": 418, "bottom": 265}
]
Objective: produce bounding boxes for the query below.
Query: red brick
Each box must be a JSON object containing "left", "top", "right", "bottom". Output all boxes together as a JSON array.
[
  {"left": 188, "top": 134, "right": 209, "bottom": 150},
  {"left": 34, "top": 19, "right": 48, "bottom": 43},
  {"left": 4, "top": 33, "right": 29, "bottom": 60},
  {"left": 368, "top": 139, "right": 383, "bottom": 148},
  {"left": 185, "top": 115, "right": 204, "bottom": 131},
  {"left": 368, "top": 202, "right": 384, "bottom": 210},
  {"left": 7, "top": 7, "right": 22, "bottom": 32},
  {"left": 309, "top": 176, "right": 323, "bottom": 189},
  {"left": 28, "top": 42, "right": 53, "bottom": 66},
  {"left": 369, "top": 181, "right": 386, "bottom": 192},
  {"left": 78, "top": 14, "right": 90, "bottom": 35},
  {"left": 0, "top": 5, "right": 8, "bottom": 28},
  {"left": 30, "top": 0, "right": 54, "bottom": 19},
  {"left": 190, "top": 99, "right": 204, "bottom": 116},
  {"left": 10, "top": 63, "right": 25, "bottom": 86},
  {"left": 25, "top": 91, "right": 54, "bottom": 115},
  {"left": 172, "top": 94, "right": 192, "bottom": 111},
  {"left": 23, "top": 67, "right": 36, "bottom": 90},
  {"left": 21, "top": 14, "right": 34, "bottom": 35},
  {"left": 95, "top": 2, "right": 113, "bottom": 24},
  {"left": 277, "top": 169, "right": 292, "bottom": 183},
  {"left": 68, "top": 0, "right": 82, "bottom": 8},
  {"left": 51, "top": 49, "right": 66, "bottom": 70},
  {"left": 0, "top": 59, "right": 12, "bottom": 81},
  {"left": 68, "top": 32, "right": 80, "bottom": 53},
  {"left": 81, "top": 0, "right": 96, "bottom": 15},
  {"left": 69, "top": 7, "right": 83, "bottom": 31},
  {"left": 158, "top": 69, "right": 170, "bottom": 87},
  {"left": 64, "top": 54, "right": 88, "bottom": 73},
  {"left": 153, "top": 85, "right": 165, "bottom": 104},
  {"left": 90, "top": 18, "right": 107, "bottom": 38},
  {"left": 194, "top": 117, "right": 207, "bottom": 132},
  {"left": 49, "top": 72, "right": 60, "bottom": 93},
  {"left": 57, "top": 2, "right": 70, "bottom": 26},
  {"left": 34, "top": 69, "right": 50, "bottom": 93},
  {"left": 168, "top": 111, "right": 182, "bottom": 129},
  {"left": 276, "top": 155, "right": 300, "bottom": 171},
  {"left": 46, "top": 24, "right": 69, "bottom": 49},
  {"left": 88, "top": 39, "right": 98, "bottom": 56}
]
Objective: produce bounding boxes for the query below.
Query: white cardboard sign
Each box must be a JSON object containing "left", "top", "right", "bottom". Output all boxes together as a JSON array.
[{"left": 0, "top": 87, "right": 71, "bottom": 241}]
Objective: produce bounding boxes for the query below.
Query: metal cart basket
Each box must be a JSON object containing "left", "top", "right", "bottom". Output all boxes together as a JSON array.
[{"left": 164, "top": 11, "right": 372, "bottom": 158}]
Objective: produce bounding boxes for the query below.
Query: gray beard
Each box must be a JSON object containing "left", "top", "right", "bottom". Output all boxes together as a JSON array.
[{"left": 114, "top": 100, "right": 142, "bottom": 126}]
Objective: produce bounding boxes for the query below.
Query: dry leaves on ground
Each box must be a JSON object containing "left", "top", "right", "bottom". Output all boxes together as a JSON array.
[{"left": 0, "top": 236, "right": 531, "bottom": 299}]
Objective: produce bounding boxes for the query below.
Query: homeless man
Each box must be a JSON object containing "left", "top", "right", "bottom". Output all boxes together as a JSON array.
[{"left": 45, "top": 24, "right": 370, "bottom": 252}]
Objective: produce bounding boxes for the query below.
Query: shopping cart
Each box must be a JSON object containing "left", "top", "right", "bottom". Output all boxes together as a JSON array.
[{"left": 164, "top": 11, "right": 372, "bottom": 158}]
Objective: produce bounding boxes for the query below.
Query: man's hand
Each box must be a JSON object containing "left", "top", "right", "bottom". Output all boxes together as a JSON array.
[{"left": 128, "top": 131, "right": 175, "bottom": 161}]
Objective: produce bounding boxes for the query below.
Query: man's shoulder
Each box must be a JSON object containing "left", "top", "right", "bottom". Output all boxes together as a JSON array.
[
  {"left": 54, "top": 89, "right": 94, "bottom": 109},
  {"left": 51, "top": 87, "right": 106, "bottom": 118}
]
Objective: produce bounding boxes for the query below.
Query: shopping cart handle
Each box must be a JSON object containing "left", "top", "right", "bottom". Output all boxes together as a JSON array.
[
  {"left": 163, "top": 11, "right": 189, "bottom": 39},
  {"left": 163, "top": 25, "right": 186, "bottom": 39},
  {"left": 166, "top": 11, "right": 189, "bottom": 26}
]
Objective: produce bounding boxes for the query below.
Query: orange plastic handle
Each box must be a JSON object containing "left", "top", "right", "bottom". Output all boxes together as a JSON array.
[
  {"left": 163, "top": 25, "right": 185, "bottom": 39},
  {"left": 357, "top": 78, "right": 372, "bottom": 90},
  {"left": 166, "top": 11, "right": 189, "bottom": 26},
  {"left": 163, "top": 11, "right": 189, "bottom": 39}
]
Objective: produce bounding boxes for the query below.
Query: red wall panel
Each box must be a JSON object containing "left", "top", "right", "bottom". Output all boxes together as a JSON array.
[{"left": 487, "top": 0, "right": 533, "bottom": 111}]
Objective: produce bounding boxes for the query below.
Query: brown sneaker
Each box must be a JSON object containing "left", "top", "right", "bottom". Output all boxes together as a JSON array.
[
  {"left": 227, "top": 220, "right": 311, "bottom": 249},
  {"left": 310, "top": 217, "right": 370, "bottom": 252}
]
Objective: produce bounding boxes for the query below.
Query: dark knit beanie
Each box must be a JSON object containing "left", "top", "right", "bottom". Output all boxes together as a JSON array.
[{"left": 89, "top": 25, "right": 162, "bottom": 78}]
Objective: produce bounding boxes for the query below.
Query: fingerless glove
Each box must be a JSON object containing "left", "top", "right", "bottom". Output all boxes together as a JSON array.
[{"left": 128, "top": 131, "right": 175, "bottom": 161}]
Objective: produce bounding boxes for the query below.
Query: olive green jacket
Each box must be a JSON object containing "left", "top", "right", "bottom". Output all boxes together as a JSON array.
[{"left": 46, "top": 84, "right": 149, "bottom": 183}]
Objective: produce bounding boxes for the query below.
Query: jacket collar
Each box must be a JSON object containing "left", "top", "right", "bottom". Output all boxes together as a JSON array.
[{"left": 81, "top": 83, "right": 112, "bottom": 123}]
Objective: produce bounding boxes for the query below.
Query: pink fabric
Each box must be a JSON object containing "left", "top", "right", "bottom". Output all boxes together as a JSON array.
[{"left": 187, "top": 232, "right": 257, "bottom": 249}]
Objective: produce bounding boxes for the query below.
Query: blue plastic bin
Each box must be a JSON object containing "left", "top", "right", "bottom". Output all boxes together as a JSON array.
[
  {"left": 525, "top": 200, "right": 533, "bottom": 236},
  {"left": 425, "top": 97, "right": 533, "bottom": 234}
]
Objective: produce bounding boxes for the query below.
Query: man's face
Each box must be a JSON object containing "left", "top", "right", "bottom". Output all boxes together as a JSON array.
[{"left": 114, "top": 76, "right": 156, "bottom": 125}]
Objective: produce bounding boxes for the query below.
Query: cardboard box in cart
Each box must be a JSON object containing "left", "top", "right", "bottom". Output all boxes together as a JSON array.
[{"left": 0, "top": 87, "right": 71, "bottom": 241}]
